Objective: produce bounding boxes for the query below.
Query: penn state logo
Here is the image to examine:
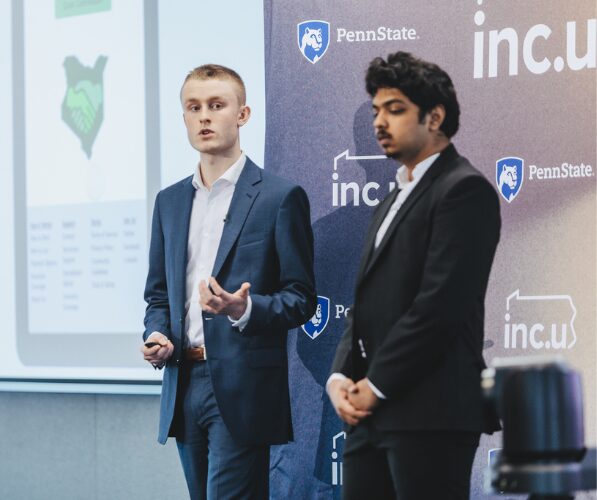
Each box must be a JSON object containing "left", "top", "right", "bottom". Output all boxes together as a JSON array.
[
  {"left": 301, "top": 296, "right": 330, "bottom": 339},
  {"left": 496, "top": 157, "right": 524, "bottom": 202},
  {"left": 297, "top": 20, "right": 330, "bottom": 64}
]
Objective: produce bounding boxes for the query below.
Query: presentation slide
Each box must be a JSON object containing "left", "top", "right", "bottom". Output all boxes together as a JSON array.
[
  {"left": 23, "top": 0, "right": 148, "bottom": 335},
  {"left": 0, "top": 0, "right": 265, "bottom": 391}
]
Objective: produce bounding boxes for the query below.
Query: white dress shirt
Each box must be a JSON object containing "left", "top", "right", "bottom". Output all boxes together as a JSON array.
[
  {"left": 326, "top": 152, "right": 440, "bottom": 399},
  {"left": 149, "top": 152, "right": 252, "bottom": 348},
  {"left": 374, "top": 152, "right": 439, "bottom": 248}
]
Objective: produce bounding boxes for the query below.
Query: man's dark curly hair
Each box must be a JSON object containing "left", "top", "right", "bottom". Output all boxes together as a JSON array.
[{"left": 365, "top": 52, "right": 460, "bottom": 138}]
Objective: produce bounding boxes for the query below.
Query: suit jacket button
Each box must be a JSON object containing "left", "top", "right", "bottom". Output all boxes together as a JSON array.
[{"left": 179, "top": 317, "right": 183, "bottom": 323}]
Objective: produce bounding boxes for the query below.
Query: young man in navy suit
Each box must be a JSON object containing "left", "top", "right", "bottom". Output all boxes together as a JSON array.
[
  {"left": 142, "top": 64, "right": 316, "bottom": 499},
  {"left": 328, "top": 52, "right": 501, "bottom": 499}
]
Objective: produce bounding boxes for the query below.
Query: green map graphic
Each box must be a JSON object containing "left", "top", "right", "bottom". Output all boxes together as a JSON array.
[{"left": 61, "top": 55, "right": 108, "bottom": 158}]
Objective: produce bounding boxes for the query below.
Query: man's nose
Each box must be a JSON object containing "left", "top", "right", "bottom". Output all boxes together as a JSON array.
[
  {"left": 373, "top": 112, "right": 386, "bottom": 129},
  {"left": 198, "top": 109, "right": 211, "bottom": 123}
]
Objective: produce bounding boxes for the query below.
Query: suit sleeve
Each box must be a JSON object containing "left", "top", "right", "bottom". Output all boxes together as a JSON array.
[
  {"left": 367, "top": 176, "right": 501, "bottom": 399},
  {"left": 330, "top": 306, "right": 354, "bottom": 377},
  {"left": 143, "top": 191, "right": 172, "bottom": 340},
  {"left": 329, "top": 192, "right": 394, "bottom": 377},
  {"left": 243, "top": 186, "right": 317, "bottom": 335}
]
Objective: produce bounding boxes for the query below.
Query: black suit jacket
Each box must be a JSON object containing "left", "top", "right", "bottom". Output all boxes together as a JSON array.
[{"left": 331, "top": 144, "right": 501, "bottom": 434}]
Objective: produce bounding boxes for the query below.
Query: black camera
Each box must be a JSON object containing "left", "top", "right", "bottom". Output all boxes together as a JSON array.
[{"left": 482, "top": 357, "right": 596, "bottom": 499}]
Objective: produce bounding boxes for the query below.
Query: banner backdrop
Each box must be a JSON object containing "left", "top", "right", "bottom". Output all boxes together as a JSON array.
[{"left": 263, "top": 1, "right": 596, "bottom": 498}]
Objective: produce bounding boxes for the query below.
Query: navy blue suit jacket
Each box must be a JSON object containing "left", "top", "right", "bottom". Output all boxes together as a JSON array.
[{"left": 144, "top": 158, "right": 316, "bottom": 445}]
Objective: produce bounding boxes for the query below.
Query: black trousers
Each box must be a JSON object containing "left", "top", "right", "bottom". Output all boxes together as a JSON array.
[{"left": 342, "top": 422, "right": 480, "bottom": 500}]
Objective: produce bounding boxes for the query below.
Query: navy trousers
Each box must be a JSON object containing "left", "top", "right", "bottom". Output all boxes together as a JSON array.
[{"left": 175, "top": 361, "right": 270, "bottom": 500}]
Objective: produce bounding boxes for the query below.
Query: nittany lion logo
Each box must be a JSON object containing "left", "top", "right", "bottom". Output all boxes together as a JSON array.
[
  {"left": 302, "top": 296, "right": 330, "bottom": 339},
  {"left": 496, "top": 157, "right": 524, "bottom": 202},
  {"left": 297, "top": 20, "right": 330, "bottom": 64}
]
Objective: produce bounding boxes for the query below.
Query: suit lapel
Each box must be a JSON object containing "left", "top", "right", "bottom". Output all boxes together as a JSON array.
[
  {"left": 211, "top": 158, "right": 261, "bottom": 279},
  {"left": 360, "top": 144, "right": 458, "bottom": 281},
  {"left": 173, "top": 176, "right": 195, "bottom": 323},
  {"left": 355, "top": 187, "right": 399, "bottom": 285}
]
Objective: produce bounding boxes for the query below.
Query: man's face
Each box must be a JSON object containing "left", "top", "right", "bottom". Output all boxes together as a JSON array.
[
  {"left": 181, "top": 78, "right": 249, "bottom": 156},
  {"left": 372, "top": 87, "right": 430, "bottom": 164}
]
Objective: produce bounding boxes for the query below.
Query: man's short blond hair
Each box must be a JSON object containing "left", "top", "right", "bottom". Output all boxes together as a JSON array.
[{"left": 181, "top": 64, "right": 246, "bottom": 105}]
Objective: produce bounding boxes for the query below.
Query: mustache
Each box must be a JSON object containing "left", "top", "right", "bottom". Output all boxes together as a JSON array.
[{"left": 376, "top": 130, "right": 391, "bottom": 140}]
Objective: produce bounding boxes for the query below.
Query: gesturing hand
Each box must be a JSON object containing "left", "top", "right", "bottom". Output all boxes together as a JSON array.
[
  {"left": 199, "top": 277, "right": 251, "bottom": 320},
  {"left": 328, "top": 378, "right": 371, "bottom": 426}
]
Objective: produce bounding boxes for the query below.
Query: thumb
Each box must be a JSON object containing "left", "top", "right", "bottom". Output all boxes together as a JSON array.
[{"left": 238, "top": 282, "right": 251, "bottom": 297}]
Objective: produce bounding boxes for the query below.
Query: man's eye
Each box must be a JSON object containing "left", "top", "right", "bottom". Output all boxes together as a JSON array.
[
  {"left": 211, "top": 103, "right": 222, "bottom": 110},
  {"left": 190, "top": 105, "right": 199, "bottom": 112},
  {"left": 389, "top": 108, "right": 405, "bottom": 114}
]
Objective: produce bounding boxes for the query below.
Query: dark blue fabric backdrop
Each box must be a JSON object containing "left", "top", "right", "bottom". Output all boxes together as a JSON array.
[{"left": 263, "top": 1, "right": 596, "bottom": 498}]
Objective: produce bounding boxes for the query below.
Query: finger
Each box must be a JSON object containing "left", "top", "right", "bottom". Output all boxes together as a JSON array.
[
  {"left": 236, "top": 282, "right": 251, "bottom": 297},
  {"left": 143, "top": 345, "right": 161, "bottom": 355},
  {"left": 348, "top": 401, "right": 373, "bottom": 415},
  {"left": 141, "top": 333, "right": 165, "bottom": 353},
  {"left": 342, "top": 410, "right": 370, "bottom": 424},
  {"left": 338, "top": 398, "right": 357, "bottom": 414},
  {"left": 200, "top": 291, "right": 223, "bottom": 310},
  {"left": 152, "top": 346, "right": 172, "bottom": 362},
  {"left": 201, "top": 304, "right": 218, "bottom": 314},
  {"left": 209, "top": 277, "right": 226, "bottom": 297},
  {"left": 338, "top": 409, "right": 365, "bottom": 426},
  {"left": 329, "top": 380, "right": 351, "bottom": 397},
  {"left": 342, "top": 414, "right": 361, "bottom": 426},
  {"left": 344, "top": 401, "right": 371, "bottom": 417},
  {"left": 352, "top": 408, "right": 372, "bottom": 418},
  {"left": 347, "top": 392, "right": 362, "bottom": 407},
  {"left": 341, "top": 399, "right": 371, "bottom": 418},
  {"left": 199, "top": 280, "right": 212, "bottom": 299},
  {"left": 338, "top": 378, "right": 354, "bottom": 391},
  {"left": 206, "top": 295, "right": 225, "bottom": 309},
  {"left": 155, "top": 349, "right": 170, "bottom": 362}
]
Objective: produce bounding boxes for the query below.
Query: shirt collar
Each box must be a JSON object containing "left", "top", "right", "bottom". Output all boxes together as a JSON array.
[
  {"left": 192, "top": 152, "right": 247, "bottom": 191},
  {"left": 396, "top": 152, "right": 440, "bottom": 190}
]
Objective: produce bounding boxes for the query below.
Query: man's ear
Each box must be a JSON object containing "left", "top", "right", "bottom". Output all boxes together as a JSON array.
[
  {"left": 427, "top": 104, "right": 446, "bottom": 132},
  {"left": 238, "top": 105, "right": 251, "bottom": 127}
]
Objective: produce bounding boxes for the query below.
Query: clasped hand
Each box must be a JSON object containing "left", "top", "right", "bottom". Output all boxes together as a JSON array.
[
  {"left": 328, "top": 377, "right": 380, "bottom": 426},
  {"left": 199, "top": 277, "right": 250, "bottom": 320}
]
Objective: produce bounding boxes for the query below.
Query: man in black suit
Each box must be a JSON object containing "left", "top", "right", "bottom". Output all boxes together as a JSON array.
[{"left": 327, "top": 52, "right": 501, "bottom": 500}]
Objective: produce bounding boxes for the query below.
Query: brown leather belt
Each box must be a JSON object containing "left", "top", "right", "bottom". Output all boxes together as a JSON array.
[{"left": 184, "top": 345, "right": 207, "bottom": 362}]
